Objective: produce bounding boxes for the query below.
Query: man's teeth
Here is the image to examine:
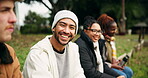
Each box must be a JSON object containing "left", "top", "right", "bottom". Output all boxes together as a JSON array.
[{"left": 61, "top": 35, "right": 68, "bottom": 38}]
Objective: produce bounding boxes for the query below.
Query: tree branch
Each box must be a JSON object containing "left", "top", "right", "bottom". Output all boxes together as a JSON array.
[{"left": 40, "top": 0, "right": 52, "bottom": 11}]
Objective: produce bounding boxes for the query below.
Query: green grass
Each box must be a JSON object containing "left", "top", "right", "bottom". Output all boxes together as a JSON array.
[
  {"left": 7, "top": 34, "right": 47, "bottom": 70},
  {"left": 115, "top": 35, "right": 139, "bottom": 57},
  {"left": 6, "top": 34, "right": 148, "bottom": 78},
  {"left": 128, "top": 47, "right": 148, "bottom": 78}
]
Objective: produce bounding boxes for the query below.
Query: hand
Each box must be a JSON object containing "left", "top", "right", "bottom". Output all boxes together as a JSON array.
[
  {"left": 117, "top": 76, "right": 125, "bottom": 78},
  {"left": 111, "top": 64, "right": 124, "bottom": 70},
  {"left": 112, "top": 58, "right": 118, "bottom": 64}
]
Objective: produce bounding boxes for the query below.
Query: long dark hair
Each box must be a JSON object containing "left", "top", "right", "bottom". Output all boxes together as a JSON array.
[{"left": 0, "top": 43, "right": 13, "bottom": 64}]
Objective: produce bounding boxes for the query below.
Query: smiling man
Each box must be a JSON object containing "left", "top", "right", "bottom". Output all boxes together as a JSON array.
[{"left": 23, "top": 10, "right": 86, "bottom": 78}]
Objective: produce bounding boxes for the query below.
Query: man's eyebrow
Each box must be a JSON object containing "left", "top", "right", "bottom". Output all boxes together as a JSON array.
[
  {"left": 58, "top": 21, "right": 66, "bottom": 24},
  {"left": 58, "top": 21, "right": 75, "bottom": 26},
  {"left": 69, "top": 24, "right": 75, "bottom": 27}
]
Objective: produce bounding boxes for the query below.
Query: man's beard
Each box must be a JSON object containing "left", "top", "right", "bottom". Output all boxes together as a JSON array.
[{"left": 54, "top": 31, "right": 73, "bottom": 46}]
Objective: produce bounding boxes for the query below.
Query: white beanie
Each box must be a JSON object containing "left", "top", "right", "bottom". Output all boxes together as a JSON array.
[{"left": 51, "top": 10, "right": 78, "bottom": 34}]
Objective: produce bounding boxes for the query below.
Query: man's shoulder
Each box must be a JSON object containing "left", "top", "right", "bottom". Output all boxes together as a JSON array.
[
  {"left": 68, "top": 42, "right": 78, "bottom": 47},
  {"left": 29, "top": 35, "right": 53, "bottom": 55},
  {"left": 31, "top": 35, "right": 52, "bottom": 48}
]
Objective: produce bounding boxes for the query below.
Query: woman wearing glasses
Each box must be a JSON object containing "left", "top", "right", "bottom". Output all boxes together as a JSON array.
[{"left": 75, "top": 16, "right": 124, "bottom": 78}]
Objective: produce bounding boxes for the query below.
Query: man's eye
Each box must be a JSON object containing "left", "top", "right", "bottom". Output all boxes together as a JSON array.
[
  {"left": 0, "top": 9, "right": 6, "bottom": 12},
  {"left": 59, "top": 23, "right": 65, "bottom": 27},
  {"left": 70, "top": 26, "right": 75, "bottom": 30},
  {"left": 0, "top": 8, "right": 10, "bottom": 12}
]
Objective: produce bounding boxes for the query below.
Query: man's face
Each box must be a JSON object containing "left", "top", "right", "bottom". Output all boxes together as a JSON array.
[
  {"left": 0, "top": 1, "right": 16, "bottom": 42},
  {"left": 105, "top": 22, "right": 117, "bottom": 37},
  {"left": 52, "top": 18, "right": 76, "bottom": 46},
  {"left": 84, "top": 23, "right": 102, "bottom": 42}
]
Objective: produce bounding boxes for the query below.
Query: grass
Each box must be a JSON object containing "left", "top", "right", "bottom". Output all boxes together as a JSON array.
[
  {"left": 115, "top": 35, "right": 139, "bottom": 57},
  {"left": 128, "top": 46, "right": 148, "bottom": 78},
  {"left": 6, "top": 34, "right": 148, "bottom": 78},
  {"left": 7, "top": 34, "right": 47, "bottom": 70}
]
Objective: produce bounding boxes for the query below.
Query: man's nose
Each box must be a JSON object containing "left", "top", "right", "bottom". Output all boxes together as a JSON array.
[
  {"left": 8, "top": 11, "right": 17, "bottom": 24},
  {"left": 64, "top": 26, "right": 70, "bottom": 33}
]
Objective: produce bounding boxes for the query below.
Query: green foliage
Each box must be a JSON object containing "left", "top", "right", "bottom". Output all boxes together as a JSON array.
[
  {"left": 20, "top": 10, "right": 52, "bottom": 34},
  {"left": 21, "top": 24, "right": 38, "bottom": 34},
  {"left": 23, "top": 0, "right": 147, "bottom": 31},
  {"left": 73, "top": 0, "right": 147, "bottom": 30},
  {"left": 125, "top": 1, "right": 146, "bottom": 29}
]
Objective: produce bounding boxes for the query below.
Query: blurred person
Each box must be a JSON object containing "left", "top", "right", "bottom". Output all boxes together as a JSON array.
[
  {"left": 23, "top": 10, "right": 85, "bottom": 78},
  {"left": 97, "top": 14, "right": 133, "bottom": 78},
  {"left": 0, "top": 0, "right": 23, "bottom": 78},
  {"left": 75, "top": 16, "right": 124, "bottom": 78}
]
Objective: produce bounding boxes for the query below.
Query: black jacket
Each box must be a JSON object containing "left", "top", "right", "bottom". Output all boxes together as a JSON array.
[{"left": 75, "top": 31, "right": 120, "bottom": 78}]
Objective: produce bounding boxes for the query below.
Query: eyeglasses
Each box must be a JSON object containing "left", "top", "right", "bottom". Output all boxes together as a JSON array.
[{"left": 87, "top": 29, "right": 102, "bottom": 34}]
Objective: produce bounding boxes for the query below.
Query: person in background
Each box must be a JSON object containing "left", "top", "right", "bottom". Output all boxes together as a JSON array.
[
  {"left": 75, "top": 16, "right": 124, "bottom": 78},
  {"left": 97, "top": 14, "right": 133, "bottom": 78},
  {"left": 0, "top": 0, "right": 23, "bottom": 78},
  {"left": 23, "top": 10, "right": 86, "bottom": 78}
]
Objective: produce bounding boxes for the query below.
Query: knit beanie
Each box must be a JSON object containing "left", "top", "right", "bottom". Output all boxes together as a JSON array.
[{"left": 51, "top": 10, "right": 78, "bottom": 34}]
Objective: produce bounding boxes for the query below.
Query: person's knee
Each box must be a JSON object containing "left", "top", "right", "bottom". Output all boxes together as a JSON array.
[
  {"left": 124, "top": 67, "right": 133, "bottom": 74},
  {"left": 123, "top": 66, "right": 133, "bottom": 78}
]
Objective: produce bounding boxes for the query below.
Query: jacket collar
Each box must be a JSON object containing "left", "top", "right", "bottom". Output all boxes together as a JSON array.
[
  {"left": 80, "top": 31, "right": 95, "bottom": 50},
  {"left": 31, "top": 35, "right": 54, "bottom": 53}
]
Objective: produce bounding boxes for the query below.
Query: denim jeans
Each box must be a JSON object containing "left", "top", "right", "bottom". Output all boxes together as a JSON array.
[{"left": 112, "top": 66, "right": 133, "bottom": 78}]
